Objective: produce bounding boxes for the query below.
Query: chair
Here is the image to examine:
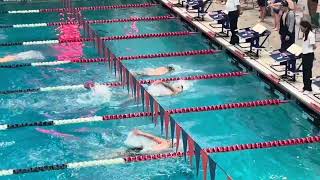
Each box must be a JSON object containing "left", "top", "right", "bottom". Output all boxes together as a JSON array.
[
  {"left": 182, "top": 0, "right": 213, "bottom": 21},
  {"left": 208, "top": 10, "right": 230, "bottom": 37},
  {"left": 236, "top": 24, "right": 271, "bottom": 58}
]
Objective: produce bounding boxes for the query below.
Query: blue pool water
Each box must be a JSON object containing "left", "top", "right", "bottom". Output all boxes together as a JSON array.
[{"left": 0, "top": 0, "right": 319, "bottom": 179}]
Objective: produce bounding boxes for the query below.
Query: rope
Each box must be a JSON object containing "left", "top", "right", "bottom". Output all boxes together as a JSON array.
[
  {"left": 115, "top": 49, "right": 220, "bottom": 61},
  {"left": 0, "top": 3, "right": 158, "bottom": 14},
  {"left": 0, "top": 40, "right": 59, "bottom": 46},
  {"left": 0, "top": 31, "right": 193, "bottom": 46},
  {"left": 0, "top": 99, "right": 286, "bottom": 130},
  {"left": 0, "top": 49, "right": 220, "bottom": 68},
  {"left": 0, "top": 15, "right": 175, "bottom": 29},
  {"left": 0, "top": 72, "right": 246, "bottom": 95},
  {"left": 0, "top": 135, "right": 318, "bottom": 176},
  {"left": 86, "top": 15, "right": 175, "bottom": 24},
  {"left": 60, "top": 31, "right": 196, "bottom": 42}
]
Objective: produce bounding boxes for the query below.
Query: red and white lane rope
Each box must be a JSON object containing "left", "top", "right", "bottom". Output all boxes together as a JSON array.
[
  {"left": 0, "top": 31, "right": 194, "bottom": 46},
  {"left": 0, "top": 3, "right": 158, "bottom": 14},
  {"left": 0, "top": 135, "right": 318, "bottom": 176},
  {"left": 0, "top": 72, "right": 246, "bottom": 95},
  {"left": 0, "top": 99, "right": 286, "bottom": 130},
  {"left": 0, "top": 15, "right": 176, "bottom": 29},
  {"left": 0, "top": 49, "right": 220, "bottom": 68}
]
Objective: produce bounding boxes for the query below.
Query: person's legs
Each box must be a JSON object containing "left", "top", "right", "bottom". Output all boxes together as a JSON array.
[
  {"left": 302, "top": 53, "right": 314, "bottom": 91},
  {"left": 228, "top": 10, "right": 239, "bottom": 45}
]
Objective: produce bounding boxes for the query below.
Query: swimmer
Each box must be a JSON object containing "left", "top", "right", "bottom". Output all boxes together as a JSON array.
[
  {"left": 134, "top": 66, "right": 175, "bottom": 76},
  {"left": 0, "top": 50, "right": 45, "bottom": 63},
  {"left": 148, "top": 80, "right": 183, "bottom": 96},
  {"left": 118, "top": 129, "right": 176, "bottom": 157}
]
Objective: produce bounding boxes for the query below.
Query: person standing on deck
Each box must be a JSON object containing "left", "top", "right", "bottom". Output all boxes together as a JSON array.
[
  {"left": 300, "top": 20, "right": 317, "bottom": 94},
  {"left": 279, "top": 1, "right": 296, "bottom": 52},
  {"left": 226, "top": 0, "right": 242, "bottom": 45}
]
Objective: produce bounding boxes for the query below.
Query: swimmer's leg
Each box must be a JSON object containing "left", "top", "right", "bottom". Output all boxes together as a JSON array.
[{"left": 0, "top": 55, "right": 16, "bottom": 63}]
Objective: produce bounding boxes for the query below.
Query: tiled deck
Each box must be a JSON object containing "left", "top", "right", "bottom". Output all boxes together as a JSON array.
[{"left": 160, "top": 0, "right": 320, "bottom": 116}]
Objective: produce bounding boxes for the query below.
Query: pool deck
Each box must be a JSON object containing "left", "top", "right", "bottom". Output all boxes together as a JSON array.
[{"left": 159, "top": 0, "right": 320, "bottom": 117}]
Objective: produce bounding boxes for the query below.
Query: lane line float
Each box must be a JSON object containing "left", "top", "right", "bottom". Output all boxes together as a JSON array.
[
  {"left": 0, "top": 31, "right": 194, "bottom": 46},
  {"left": 0, "top": 3, "right": 158, "bottom": 14},
  {"left": 0, "top": 15, "right": 176, "bottom": 29},
  {"left": 0, "top": 99, "right": 286, "bottom": 130},
  {"left": 0, "top": 135, "right": 318, "bottom": 176},
  {"left": 0, "top": 49, "right": 220, "bottom": 68},
  {"left": 0, "top": 72, "right": 246, "bottom": 95}
]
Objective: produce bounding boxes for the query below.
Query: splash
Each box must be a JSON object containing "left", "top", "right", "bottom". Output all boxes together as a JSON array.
[
  {"left": 147, "top": 80, "right": 193, "bottom": 97},
  {"left": 124, "top": 131, "right": 157, "bottom": 152},
  {"left": 76, "top": 84, "right": 112, "bottom": 105}
]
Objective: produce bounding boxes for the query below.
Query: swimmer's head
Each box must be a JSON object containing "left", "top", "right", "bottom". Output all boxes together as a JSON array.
[
  {"left": 177, "top": 85, "right": 184, "bottom": 91},
  {"left": 167, "top": 66, "right": 175, "bottom": 72}
]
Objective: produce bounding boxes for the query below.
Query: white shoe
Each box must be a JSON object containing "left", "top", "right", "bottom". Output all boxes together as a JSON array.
[{"left": 303, "top": 90, "right": 313, "bottom": 95}]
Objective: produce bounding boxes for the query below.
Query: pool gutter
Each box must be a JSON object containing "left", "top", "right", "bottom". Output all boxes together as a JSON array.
[{"left": 157, "top": 0, "right": 320, "bottom": 124}]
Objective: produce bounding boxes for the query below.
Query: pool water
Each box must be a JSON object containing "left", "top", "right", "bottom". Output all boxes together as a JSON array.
[{"left": 0, "top": 0, "right": 319, "bottom": 180}]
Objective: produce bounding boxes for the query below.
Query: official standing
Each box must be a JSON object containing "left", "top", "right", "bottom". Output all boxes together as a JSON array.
[
  {"left": 300, "top": 20, "right": 317, "bottom": 94},
  {"left": 226, "top": 0, "right": 242, "bottom": 45}
]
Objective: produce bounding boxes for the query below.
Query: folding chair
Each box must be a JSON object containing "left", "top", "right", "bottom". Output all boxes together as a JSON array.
[
  {"left": 208, "top": 10, "right": 230, "bottom": 37},
  {"left": 236, "top": 24, "right": 271, "bottom": 58},
  {"left": 270, "top": 51, "right": 301, "bottom": 81},
  {"left": 183, "top": 0, "right": 213, "bottom": 20}
]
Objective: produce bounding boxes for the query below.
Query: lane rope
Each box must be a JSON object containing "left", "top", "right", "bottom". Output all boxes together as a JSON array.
[
  {"left": 0, "top": 31, "right": 195, "bottom": 46},
  {"left": 0, "top": 135, "right": 318, "bottom": 176},
  {"left": 0, "top": 72, "right": 246, "bottom": 95},
  {"left": 0, "top": 15, "right": 176, "bottom": 29},
  {"left": 0, "top": 49, "right": 221, "bottom": 68},
  {"left": 0, "top": 99, "right": 286, "bottom": 130},
  {"left": 0, "top": 3, "right": 158, "bottom": 14}
]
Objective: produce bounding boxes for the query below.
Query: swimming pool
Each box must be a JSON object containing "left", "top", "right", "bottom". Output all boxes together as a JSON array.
[{"left": 0, "top": 0, "right": 319, "bottom": 179}]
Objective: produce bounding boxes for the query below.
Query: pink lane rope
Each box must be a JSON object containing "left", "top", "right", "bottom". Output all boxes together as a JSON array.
[
  {"left": 86, "top": 15, "right": 175, "bottom": 24},
  {"left": 124, "top": 136, "right": 320, "bottom": 163}
]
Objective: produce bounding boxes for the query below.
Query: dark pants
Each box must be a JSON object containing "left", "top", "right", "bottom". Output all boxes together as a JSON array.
[
  {"left": 302, "top": 53, "right": 314, "bottom": 91},
  {"left": 280, "top": 34, "right": 295, "bottom": 52},
  {"left": 228, "top": 10, "right": 239, "bottom": 45}
]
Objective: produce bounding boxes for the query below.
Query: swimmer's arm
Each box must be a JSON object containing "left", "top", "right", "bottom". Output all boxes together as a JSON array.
[
  {"left": 160, "top": 82, "right": 177, "bottom": 93},
  {"left": 136, "top": 131, "right": 165, "bottom": 144}
]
